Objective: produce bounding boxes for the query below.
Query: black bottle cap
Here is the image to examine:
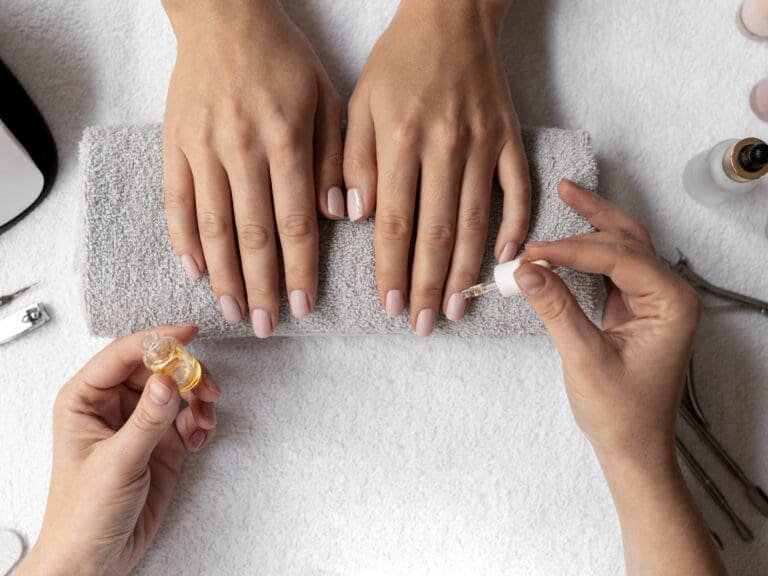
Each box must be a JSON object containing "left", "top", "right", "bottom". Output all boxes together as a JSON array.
[{"left": 739, "top": 143, "right": 768, "bottom": 172}]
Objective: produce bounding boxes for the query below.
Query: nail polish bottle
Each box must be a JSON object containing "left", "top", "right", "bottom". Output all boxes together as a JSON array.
[
  {"left": 142, "top": 332, "right": 202, "bottom": 393},
  {"left": 683, "top": 138, "right": 768, "bottom": 205},
  {"left": 739, "top": 0, "right": 768, "bottom": 39},
  {"left": 751, "top": 78, "right": 768, "bottom": 122}
]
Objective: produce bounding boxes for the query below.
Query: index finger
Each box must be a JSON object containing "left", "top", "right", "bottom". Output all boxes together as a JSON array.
[
  {"left": 524, "top": 239, "right": 677, "bottom": 302},
  {"left": 557, "top": 179, "right": 654, "bottom": 251},
  {"left": 72, "top": 325, "right": 199, "bottom": 391}
]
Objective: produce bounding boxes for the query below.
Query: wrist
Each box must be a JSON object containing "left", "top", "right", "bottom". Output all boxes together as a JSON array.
[
  {"left": 398, "top": 0, "right": 511, "bottom": 36},
  {"left": 596, "top": 442, "right": 682, "bottom": 494},
  {"left": 18, "top": 537, "right": 103, "bottom": 576},
  {"left": 163, "top": 0, "right": 280, "bottom": 41}
]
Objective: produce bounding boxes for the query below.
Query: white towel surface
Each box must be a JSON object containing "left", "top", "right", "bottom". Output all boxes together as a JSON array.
[{"left": 0, "top": 1, "right": 767, "bottom": 575}]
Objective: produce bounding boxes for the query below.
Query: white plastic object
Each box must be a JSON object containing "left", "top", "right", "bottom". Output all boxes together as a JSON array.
[{"left": 494, "top": 259, "right": 551, "bottom": 297}]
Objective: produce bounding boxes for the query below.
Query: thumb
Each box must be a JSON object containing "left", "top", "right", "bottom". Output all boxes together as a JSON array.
[
  {"left": 111, "top": 374, "right": 180, "bottom": 473},
  {"left": 514, "top": 263, "right": 606, "bottom": 365}
]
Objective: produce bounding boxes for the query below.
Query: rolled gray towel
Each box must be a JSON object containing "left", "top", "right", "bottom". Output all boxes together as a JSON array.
[{"left": 81, "top": 125, "right": 600, "bottom": 338}]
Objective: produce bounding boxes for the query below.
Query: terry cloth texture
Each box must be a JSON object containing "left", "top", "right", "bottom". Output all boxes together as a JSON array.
[{"left": 81, "top": 125, "right": 599, "bottom": 338}]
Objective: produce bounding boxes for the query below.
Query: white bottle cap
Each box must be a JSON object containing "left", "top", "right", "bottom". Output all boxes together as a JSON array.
[{"left": 493, "top": 258, "right": 551, "bottom": 297}]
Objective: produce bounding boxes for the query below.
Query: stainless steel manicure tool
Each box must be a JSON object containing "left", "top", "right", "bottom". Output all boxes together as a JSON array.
[
  {"left": 681, "top": 355, "right": 708, "bottom": 428},
  {"left": 667, "top": 250, "right": 768, "bottom": 315},
  {"left": 0, "top": 303, "right": 50, "bottom": 345},
  {"left": 676, "top": 436, "right": 754, "bottom": 543},
  {"left": 679, "top": 400, "right": 768, "bottom": 517},
  {"left": 0, "top": 282, "right": 38, "bottom": 309}
]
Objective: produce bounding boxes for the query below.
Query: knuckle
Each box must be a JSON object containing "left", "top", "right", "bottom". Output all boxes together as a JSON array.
[
  {"left": 459, "top": 207, "right": 488, "bottom": 235},
  {"left": 322, "top": 150, "right": 344, "bottom": 172},
  {"left": 198, "top": 211, "right": 230, "bottom": 241},
  {"left": 540, "top": 295, "right": 571, "bottom": 325},
  {"left": 451, "top": 270, "right": 480, "bottom": 290},
  {"left": 164, "top": 186, "right": 191, "bottom": 211},
  {"left": 378, "top": 213, "right": 412, "bottom": 242},
  {"left": 278, "top": 213, "right": 315, "bottom": 241},
  {"left": 268, "top": 119, "right": 303, "bottom": 153},
  {"left": 237, "top": 222, "right": 271, "bottom": 251},
  {"left": 132, "top": 407, "right": 164, "bottom": 433},
  {"left": 431, "top": 120, "right": 463, "bottom": 153},
  {"left": 390, "top": 121, "right": 420, "bottom": 148},
  {"left": 421, "top": 221, "right": 455, "bottom": 249},
  {"left": 223, "top": 121, "right": 254, "bottom": 151},
  {"left": 415, "top": 285, "right": 444, "bottom": 301}
]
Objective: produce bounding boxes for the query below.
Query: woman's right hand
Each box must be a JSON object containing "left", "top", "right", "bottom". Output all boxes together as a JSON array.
[
  {"left": 162, "top": 0, "right": 343, "bottom": 338},
  {"left": 517, "top": 180, "right": 701, "bottom": 463}
]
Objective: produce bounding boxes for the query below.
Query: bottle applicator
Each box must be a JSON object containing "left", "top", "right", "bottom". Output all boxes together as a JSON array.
[{"left": 462, "top": 258, "right": 551, "bottom": 299}]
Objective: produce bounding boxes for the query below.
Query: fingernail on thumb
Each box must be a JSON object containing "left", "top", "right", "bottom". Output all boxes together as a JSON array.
[
  {"left": 515, "top": 268, "right": 546, "bottom": 295},
  {"left": 148, "top": 376, "right": 173, "bottom": 406}
]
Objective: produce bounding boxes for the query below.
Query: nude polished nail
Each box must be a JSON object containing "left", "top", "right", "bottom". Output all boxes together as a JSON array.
[
  {"left": 415, "top": 309, "right": 437, "bottom": 337},
  {"left": 327, "top": 187, "right": 345, "bottom": 219},
  {"left": 251, "top": 309, "right": 274, "bottom": 338},
  {"left": 219, "top": 294, "right": 243, "bottom": 324},
  {"left": 347, "top": 188, "right": 364, "bottom": 222},
  {"left": 289, "top": 290, "right": 311, "bottom": 318},
  {"left": 499, "top": 242, "right": 518, "bottom": 264},
  {"left": 179, "top": 254, "right": 201, "bottom": 280},
  {"left": 445, "top": 293, "right": 467, "bottom": 322},
  {"left": 385, "top": 290, "right": 405, "bottom": 317}
]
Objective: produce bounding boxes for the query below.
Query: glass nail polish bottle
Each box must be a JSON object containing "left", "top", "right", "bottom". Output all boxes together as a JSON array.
[
  {"left": 739, "top": 0, "right": 768, "bottom": 40},
  {"left": 683, "top": 138, "right": 768, "bottom": 205},
  {"left": 142, "top": 332, "right": 202, "bottom": 393}
]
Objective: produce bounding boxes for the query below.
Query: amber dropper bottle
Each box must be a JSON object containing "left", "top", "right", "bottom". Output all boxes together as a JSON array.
[{"left": 142, "top": 332, "right": 202, "bottom": 393}]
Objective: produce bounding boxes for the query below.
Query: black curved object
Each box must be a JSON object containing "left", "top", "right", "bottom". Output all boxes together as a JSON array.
[{"left": 0, "top": 57, "right": 58, "bottom": 234}]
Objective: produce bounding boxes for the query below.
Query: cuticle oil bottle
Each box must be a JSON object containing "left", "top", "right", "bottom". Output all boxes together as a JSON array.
[
  {"left": 142, "top": 332, "right": 202, "bottom": 393},
  {"left": 683, "top": 138, "right": 768, "bottom": 205}
]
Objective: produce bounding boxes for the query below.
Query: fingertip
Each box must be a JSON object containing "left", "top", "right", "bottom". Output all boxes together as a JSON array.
[{"left": 147, "top": 373, "right": 179, "bottom": 407}]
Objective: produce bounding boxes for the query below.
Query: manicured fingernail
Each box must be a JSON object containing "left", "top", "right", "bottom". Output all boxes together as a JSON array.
[
  {"left": 251, "top": 309, "right": 274, "bottom": 338},
  {"left": 445, "top": 293, "right": 467, "bottom": 322},
  {"left": 201, "top": 402, "right": 217, "bottom": 427},
  {"left": 515, "top": 268, "right": 546, "bottom": 295},
  {"left": 190, "top": 429, "right": 206, "bottom": 451},
  {"left": 327, "top": 187, "right": 346, "bottom": 219},
  {"left": 289, "top": 290, "right": 311, "bottom": 318},
  {"left": 385, "top": 290, "right": 405, "bottom": 317},
  {"left": 415, "top": 309, "right": 437, "bottom": 337},
  {"left": 149, "top": 377, "right": 172, "bottom": 405},
  {"left": 347, "top": 188, "right": 364, "bottom": 222},
  {"left": 219, "top": 294, "right": 243, "bottom": 324},
  {"left": 499, "top": 242, "right": 519, "bottom": 264},
  {"left": 179, "top": 254, "right": 201, "bottom": 280},
  {"left": 205, "top": 376, "right": 221, "bottom": 397}
]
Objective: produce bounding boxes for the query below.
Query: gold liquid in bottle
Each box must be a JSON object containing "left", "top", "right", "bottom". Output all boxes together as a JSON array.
[{"left": 141, "top": 332, "right": 202, "bottom": 394}]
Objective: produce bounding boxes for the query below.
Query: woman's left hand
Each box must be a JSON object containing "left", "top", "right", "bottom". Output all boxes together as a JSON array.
[
  {"left": 344, "top": 0, "right": 531, "bottom": 335},
  {"left": 18, "top": 325, "right": 219, "bottom": 576}
]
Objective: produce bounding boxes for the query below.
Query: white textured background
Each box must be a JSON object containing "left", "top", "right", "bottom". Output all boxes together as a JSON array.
[{"left": 1, "top": 1, "right": 767, "bottom": 574}]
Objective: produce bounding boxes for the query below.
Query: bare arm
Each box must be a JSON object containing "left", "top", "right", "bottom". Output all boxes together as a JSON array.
[{"left": 519, "top": 180, "right": 727, "bottom": 576}]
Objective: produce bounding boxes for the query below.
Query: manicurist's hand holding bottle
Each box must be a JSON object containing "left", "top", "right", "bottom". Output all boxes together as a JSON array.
[
  {"left": 17, "top": 326, "right": 219, "bottom": 576},
  {"left": 516, "top": 180, "right": 728, "bottom": 576}
]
